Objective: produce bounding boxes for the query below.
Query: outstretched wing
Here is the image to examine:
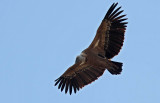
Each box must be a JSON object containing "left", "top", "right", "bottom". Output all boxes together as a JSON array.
[
  {"left": 88, "top": 3, "right": 128, "bottom": 59},
  {"left": 55, "top": 63, "right": 105, "bottom": 95}
]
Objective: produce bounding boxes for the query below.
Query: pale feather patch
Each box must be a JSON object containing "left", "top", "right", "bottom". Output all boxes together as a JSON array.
[{"left": 93, "top": 39, "right": 100, "bottom": 48}]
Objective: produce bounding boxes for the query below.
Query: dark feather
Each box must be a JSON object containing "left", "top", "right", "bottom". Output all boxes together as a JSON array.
[
  {"left": 83, "top": 70, "right": 95, "bottom": 81},
  {"left": 55, "top": 77, "right": 61, "bottom": 86},
  {"left": 61, "top": 78, "right": 66, "bottom": 92},
  {"left": 73, "top": 78, "right": 79, "bottom": 91},
  {"left": 58, "top": 78, "right": 64, "bottom": 89},
  {"left": 105, "top": 3, "right": 118, "bottom": 19},
  {"left": 114, "top": 15, "right": 126, "bottom": 21},
  {"left": 86, "top": 69, "right": 97, "bottom": 79},
  {"left": 72, "top": 79, "right": 77, "bottom": 93},
  {"left": 77, "top": 73, "right": 87, "bottom": 86},
  {"left": 108, "top": 6, "right": 121, "bottom": 19},
  {"left": 75, "top": 75, "right": 84, "bottom": 88},
  {"left": 65, "top": 79, "right": 69, "bottom": 94},
  {"left": 69, "top": 80, "right": 72, "bottom": 95},
  {"left": 110, "top": 10, "right": 124, "bottom": 20}
]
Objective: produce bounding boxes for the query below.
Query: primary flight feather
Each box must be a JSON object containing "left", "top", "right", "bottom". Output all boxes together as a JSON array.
[{"left": 55, "top": 2, "right": 128, "bottom": 95}]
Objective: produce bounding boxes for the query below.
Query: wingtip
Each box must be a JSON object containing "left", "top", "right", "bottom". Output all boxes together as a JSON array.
[
  {"left": 104, "top": 2, "right": 120, "bottom": 20},
  {"left": 54, "top": 77, "right": 62, "bottom": 86},
  {"left": 55, "top": 78, "right": 59, "bottom": 82},
  {"left": 104, "top": 2, "right": 128, "bottom": 22},
  {"left": 115, "top": 2, "right": 118, "bottom": 7}
]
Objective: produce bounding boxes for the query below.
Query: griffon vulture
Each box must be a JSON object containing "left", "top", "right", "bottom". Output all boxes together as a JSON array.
[{"left": 55, "top": 2, "right": 128, "bottom": 95}]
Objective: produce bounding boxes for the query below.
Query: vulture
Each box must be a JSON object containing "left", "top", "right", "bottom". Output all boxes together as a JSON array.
[{"left": 55, "top": 2, "right": 128, "bottom": 95}]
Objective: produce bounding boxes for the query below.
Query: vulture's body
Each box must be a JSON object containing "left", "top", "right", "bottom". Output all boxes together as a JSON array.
[{"left": 55, "top": 3, "right": 128, "bottom": 95}]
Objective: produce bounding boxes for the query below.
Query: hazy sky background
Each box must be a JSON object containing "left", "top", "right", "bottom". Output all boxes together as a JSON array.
[{"left": 0, "top": 0, "right": 160, "bottom": 103}]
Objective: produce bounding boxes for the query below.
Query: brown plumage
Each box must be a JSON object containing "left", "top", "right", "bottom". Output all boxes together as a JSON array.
[{"left": 55, "top": 2, "right": 128, "bottom": 95}]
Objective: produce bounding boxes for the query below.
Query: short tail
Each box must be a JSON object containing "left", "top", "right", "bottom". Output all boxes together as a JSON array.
[{"left": 107, "top": 61, "right": 123, "bottom": 75}]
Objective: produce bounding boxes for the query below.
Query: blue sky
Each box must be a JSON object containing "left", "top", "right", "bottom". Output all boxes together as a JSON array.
[{"left": 0, "top": 0, "right": 160, "bottom": 103}]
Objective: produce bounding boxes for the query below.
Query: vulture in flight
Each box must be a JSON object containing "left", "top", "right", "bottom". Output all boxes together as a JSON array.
[{"left": 55, "top": 2, "right": 128, "bottom": 95}]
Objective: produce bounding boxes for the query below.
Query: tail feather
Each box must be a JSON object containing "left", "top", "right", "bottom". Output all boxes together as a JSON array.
[{"left": 107, "top": 61, "right": 123, "bottom": 75}]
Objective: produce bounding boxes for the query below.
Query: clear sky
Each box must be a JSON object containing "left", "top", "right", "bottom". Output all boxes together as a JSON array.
[{"left": 0, "top": 0, "right": 160, "bottom": 103}]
